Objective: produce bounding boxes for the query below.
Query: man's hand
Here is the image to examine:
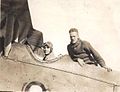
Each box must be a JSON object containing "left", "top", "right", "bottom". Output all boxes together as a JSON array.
[
  {"left": 103, "top": 66, "right": 112, "bottom": 72},
  {"left": 77, "top": 58, "right": 85, "bottom": 67}
]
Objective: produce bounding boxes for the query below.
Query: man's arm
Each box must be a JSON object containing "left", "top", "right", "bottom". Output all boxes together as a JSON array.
[
  {"left": 84, "top": 42, "right": 106, "bottom": 67},
  {"left": 85, "top": 42, "right": 112, "bottom": 72}
]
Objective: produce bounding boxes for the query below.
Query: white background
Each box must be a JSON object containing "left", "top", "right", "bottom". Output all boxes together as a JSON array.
[{"left": 28, "top": 0, "right": 120, "bottom": 71}]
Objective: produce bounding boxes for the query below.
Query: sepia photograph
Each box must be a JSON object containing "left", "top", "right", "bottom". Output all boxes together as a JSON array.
[{"left": 0, "top": 0, "right": 120, "bottom": 92}]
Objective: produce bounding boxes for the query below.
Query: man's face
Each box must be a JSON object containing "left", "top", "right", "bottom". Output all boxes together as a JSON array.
[
  {"left": 69, "top": 32, "right": 79, "bottom": 44},
  {"left": 43, "top": 45, "right": 51, "bottom": 55}
]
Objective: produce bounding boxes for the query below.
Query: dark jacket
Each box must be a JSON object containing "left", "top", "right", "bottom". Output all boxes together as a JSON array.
[{"left": 67, "top": 40, "right": 106, "bottom": 67}]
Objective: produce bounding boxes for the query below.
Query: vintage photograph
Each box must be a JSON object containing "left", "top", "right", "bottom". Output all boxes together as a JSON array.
[{"left": 0, "top": 0, "right": 120, "bottom": 92}]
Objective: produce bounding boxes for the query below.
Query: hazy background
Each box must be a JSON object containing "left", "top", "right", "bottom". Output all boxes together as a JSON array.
[{"left": 28, "top": 0, "right": 120, "bottom": 71}]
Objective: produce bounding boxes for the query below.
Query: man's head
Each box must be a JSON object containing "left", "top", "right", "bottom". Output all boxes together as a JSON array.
[
  {"left": 69, "top": 28, "right": 79, "bottom": 44},
  {"left": 43, "top": 41, "right": 53, "bottom": 55}
]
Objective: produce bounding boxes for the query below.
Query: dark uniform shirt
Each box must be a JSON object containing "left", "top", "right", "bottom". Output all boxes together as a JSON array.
[{"left": 67, "top": 40, "right": 106, "bottom": 67}]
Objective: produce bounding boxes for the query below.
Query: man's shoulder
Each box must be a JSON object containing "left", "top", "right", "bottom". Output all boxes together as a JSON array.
[
  {"left": 82, "top": 40, "right": 91, "bottom": 48},
  {"left": 67, "top": 43, "right": 71, "bottom": 48},
  {"left": 82, "top": 40, "right": 90, "bottom": 45}
]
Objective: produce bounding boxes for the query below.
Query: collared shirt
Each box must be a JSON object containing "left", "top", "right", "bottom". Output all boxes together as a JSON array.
[{"left": 43, "top": 52, "right": 56, "bottom": 61}]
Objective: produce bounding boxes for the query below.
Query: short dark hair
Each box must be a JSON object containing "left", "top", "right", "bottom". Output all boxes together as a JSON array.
[{"left": 69, "top": 28, "right": 78, "bottom": 33}]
